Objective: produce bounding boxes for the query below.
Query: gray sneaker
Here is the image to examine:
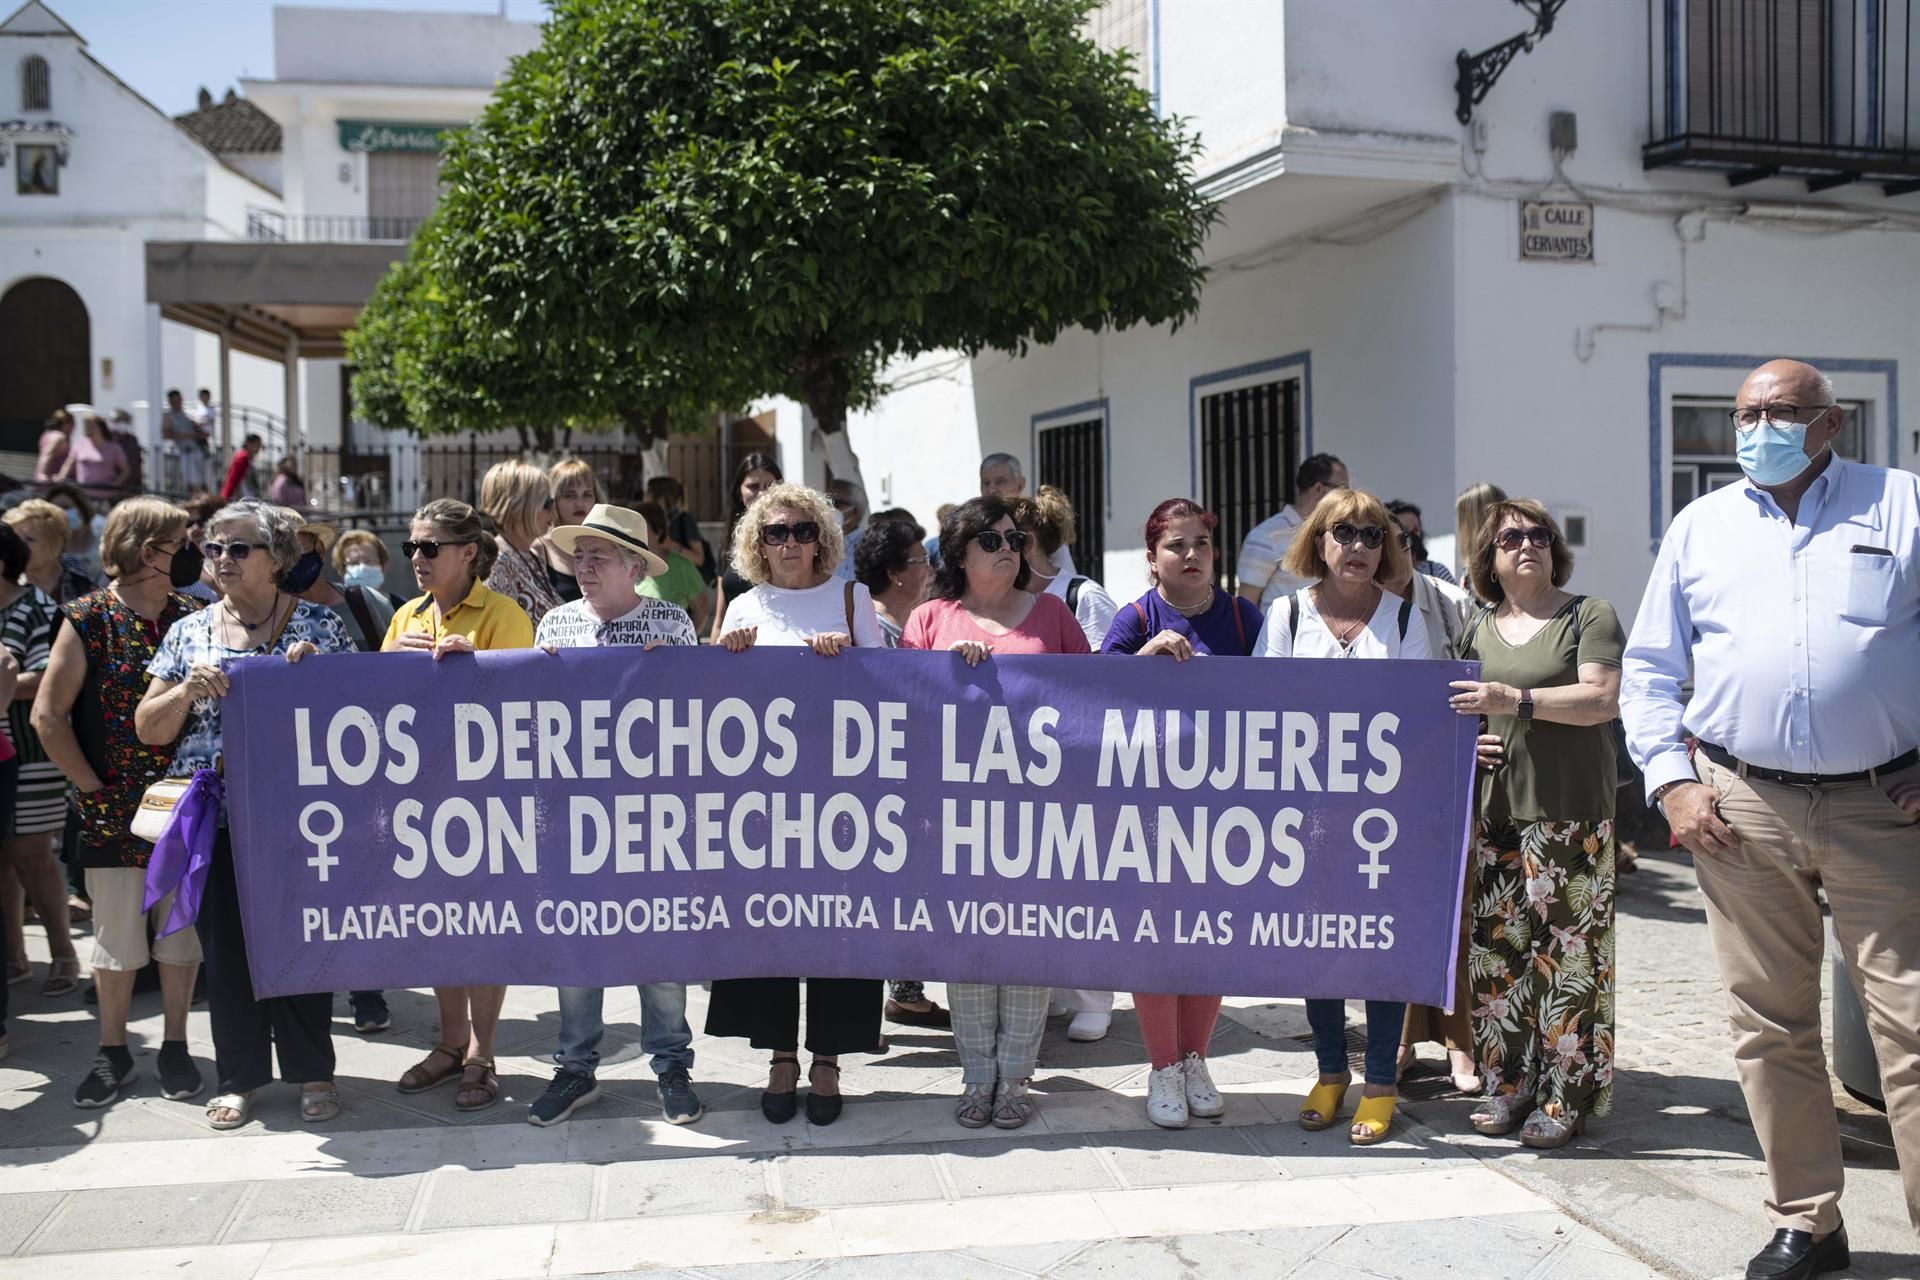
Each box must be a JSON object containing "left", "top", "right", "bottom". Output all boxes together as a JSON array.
[
  {"left": 527, "top": 1069, "right": 600, "bottom": 1127},
  {"left": 659, "top": 1068, "right": 703, "bottom": 1125}
]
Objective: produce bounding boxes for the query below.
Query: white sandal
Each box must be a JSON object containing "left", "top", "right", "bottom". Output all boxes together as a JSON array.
[{"left": 207, "top": 1091, "right": 252, "bottom": 1130}]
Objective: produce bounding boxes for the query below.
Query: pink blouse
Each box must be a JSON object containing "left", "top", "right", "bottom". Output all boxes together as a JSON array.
[{"left": 900, "top": 593, "right": 1093, "bottom": 656}]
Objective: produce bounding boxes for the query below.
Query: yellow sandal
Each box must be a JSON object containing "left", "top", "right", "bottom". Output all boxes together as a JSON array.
[
  {"left": 1349, "top": 1093, "right": 1397, "bottom": 1145},
  {"left": 1298, "top": 1079, "right": 1350, "bottom": 1131}
]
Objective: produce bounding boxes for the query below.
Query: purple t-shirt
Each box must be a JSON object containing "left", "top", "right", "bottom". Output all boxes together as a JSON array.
[{"left": 1101, "top": 588, "right": 1264, "bottom": 657}]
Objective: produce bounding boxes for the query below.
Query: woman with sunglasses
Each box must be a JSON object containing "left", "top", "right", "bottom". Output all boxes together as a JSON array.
[
  {"left": 136, "top": 500, "right": 356, "bottom": 1129},
  {"left": 1447, "top": 500, "right": 1622, "bottom": 1150},
  {"left": 479, "top": 460, "right": 562, "bottom": 627},
  {"left": 709, "top": 452, "right": 784, "bottom": 643},
  {"left": 1254, "top": 489, "right": 1428, "bottom": 1146},
  {"left": 901, "top": 497, "right": 1091, "bottom": 1130},
  {"left": 1101, "top": 498, "right": 1263, "bottom": 1127},
  {"left": 380, "top": 499, "right": 534, "bottom": 1111},
  {"left": 709, "top": 482, "right": 882, "bottom": 1125}
]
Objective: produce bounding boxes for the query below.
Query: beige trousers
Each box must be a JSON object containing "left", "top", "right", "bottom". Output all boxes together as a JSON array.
[{"left": 1693, "top": 754, "right": 1920, "bottom": 1234}]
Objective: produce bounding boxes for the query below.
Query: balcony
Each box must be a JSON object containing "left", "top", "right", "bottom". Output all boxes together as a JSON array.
[
  {"left": 1644, "top": 0, "right": 1920, "bottom": 194},
  {"left": 244, "top": 208, "right": 426, "bottom": 244}
]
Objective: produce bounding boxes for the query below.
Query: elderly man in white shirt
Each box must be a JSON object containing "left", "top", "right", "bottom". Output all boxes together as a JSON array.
[
  {"left": 1236, "top": 453, "right": 1347, "bottom": 611},
  {"left": 527, "top": 504, "right": 702, "bottom": 1129},
  {"left": 1622, "top": 359, "right": 1920, "bottom": 1280}
]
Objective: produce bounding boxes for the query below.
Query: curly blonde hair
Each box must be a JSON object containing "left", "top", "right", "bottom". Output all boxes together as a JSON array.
[
  {"left": 1009, "top": 484, "right": 1078, "bottom": 556},
  {"left": 729, "top": 483, "right": 844, "bottom": 586}
]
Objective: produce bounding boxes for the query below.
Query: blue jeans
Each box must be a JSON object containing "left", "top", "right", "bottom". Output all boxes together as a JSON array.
[
  {"left": 1305, "top": 998, "right": 1407, "bottom": 1087},
  {"left": 555, "top": 984, "right": 693, "bottom": 1078}
]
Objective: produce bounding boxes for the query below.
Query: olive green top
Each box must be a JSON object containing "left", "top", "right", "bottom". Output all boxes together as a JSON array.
[{"left": 1467, "top": 595, "right": 1625, "bottom": 827}]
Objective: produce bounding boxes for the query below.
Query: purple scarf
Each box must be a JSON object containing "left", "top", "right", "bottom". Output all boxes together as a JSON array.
[{"left": 142, "top": 770, "right": 223, "bottom": 938}]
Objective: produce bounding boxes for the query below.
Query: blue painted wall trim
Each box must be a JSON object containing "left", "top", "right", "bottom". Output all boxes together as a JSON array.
[
  {"left": 1149, "top": 0, "right": 1162, "bottom": 117},
  {"left": 1867, "top": 0, "right": 1881, "bottom": 148},
  {"left": 1186, "top": 351, "right": 1314, "bottom": 497},
  {"left": 1030, "top": 397, "right": 1113, "bottom": 518},
  {"left": 1646, "top": 353, "right": 1902, "bottom": 546}
]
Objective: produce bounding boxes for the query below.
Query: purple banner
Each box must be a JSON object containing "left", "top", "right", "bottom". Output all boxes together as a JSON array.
[{"left": 225, "top": 647, "right": 1479, "bottom": 1004}]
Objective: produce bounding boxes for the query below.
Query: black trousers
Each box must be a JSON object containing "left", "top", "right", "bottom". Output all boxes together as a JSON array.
[
  {"left": 705, "top": 978, "right": 882, "bottom": 1055},
  {"left": 197, "top": 829, "right": 334, "bottom": 1094}
]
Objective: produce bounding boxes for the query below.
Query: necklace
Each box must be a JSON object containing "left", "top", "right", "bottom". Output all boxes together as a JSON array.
[
  {"left": 1313, "top": 585, "right": 1376, "bottom": 650},
  {"left": 224, "top": 595, "right": 280, "bottom": 632},
  {"left": 1156, "top": 584, "right": 1213, "bottom": 618}
]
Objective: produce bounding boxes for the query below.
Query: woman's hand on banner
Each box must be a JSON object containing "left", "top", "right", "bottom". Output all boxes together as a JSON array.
[
  {"left": 949, "top": 640, "right": 992, "bottom": 667},
  {"left": 1138, "top": 630, "right": 1196, "bottom": 662},
  {"left": 284, "top": 641, "right": 318, "bottom": 664},
  {"left": 430, "top": 635, "right": 476, "bottom": 662},
  {"left": 394, "top": 631, "right": 435, "bottom": 652},
  {"left": 807, "top": 632, "right": 852, "bottom": 657},
  {"left": 1449, "top": 679, "right": 1518, "bottom": 716},
  {"left": 719, "top": 626, "right": 758, "bottom": 653}
]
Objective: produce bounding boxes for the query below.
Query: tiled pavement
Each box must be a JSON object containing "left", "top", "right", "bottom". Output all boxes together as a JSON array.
[{"left": 0, "top": 850, "right": 1910, "bottom": 1278}]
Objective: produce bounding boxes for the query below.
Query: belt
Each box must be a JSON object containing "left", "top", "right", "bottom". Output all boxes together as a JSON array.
[{"left": 1696, "top": 741, "right": 1919, "bottom": 787}]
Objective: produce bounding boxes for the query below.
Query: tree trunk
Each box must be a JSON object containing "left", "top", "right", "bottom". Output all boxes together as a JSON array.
[{"left": 796, "top": 350, "right": 869, "bottom": 510}]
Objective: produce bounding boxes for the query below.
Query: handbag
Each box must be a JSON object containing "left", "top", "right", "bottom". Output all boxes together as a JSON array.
[
  {"left": 130, "top": 598, "right": 295, "bottom": 842},
  {"left": 131, "top": 776, "right": 192, "bottom": 844}
]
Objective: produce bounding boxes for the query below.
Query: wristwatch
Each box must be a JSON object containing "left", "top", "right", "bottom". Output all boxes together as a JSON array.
[
  {"left": 1516, "top": 688, "right": 1534, "bottom": 723},
  {"left": 1649, "top": 779, "right": 1684, "bottom": 814}
]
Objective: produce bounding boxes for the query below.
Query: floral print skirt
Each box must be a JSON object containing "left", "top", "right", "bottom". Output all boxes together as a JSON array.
[{"left": 1469, "top": 819, "right": 1616, "bottom": 1124}]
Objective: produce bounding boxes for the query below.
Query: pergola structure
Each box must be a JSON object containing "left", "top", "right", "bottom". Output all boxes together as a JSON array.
[{"left": 144, "top": 240, "right": 404, "bottom": 448}]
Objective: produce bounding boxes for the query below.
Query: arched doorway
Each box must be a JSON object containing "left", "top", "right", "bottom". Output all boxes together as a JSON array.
[{"left": 0, "top": 277, "right": 90, "bottom": 452}]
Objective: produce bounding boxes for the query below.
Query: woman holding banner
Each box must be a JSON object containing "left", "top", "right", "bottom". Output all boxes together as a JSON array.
[
  {"left": 380, "top": 499, "right": 534, "bottom": 1113},
  {"left": 1448, "top": 500, "right": 1621, "bottom": 1150},
  {"left": 1255, "top": 489, "right": 1428, "bottom": 1145},
  {"left": 136, "top": 499, "right": 355, "bottom": 1129},
  {"left": 1103, "top": 498, "right": 1262, "bottom": 1128},
  {"left": 710, "top": 482, "right": 882, "bottom": 1125},
  {"left": 902, "top": 497, "right": 1091, "bottom": 1130}
]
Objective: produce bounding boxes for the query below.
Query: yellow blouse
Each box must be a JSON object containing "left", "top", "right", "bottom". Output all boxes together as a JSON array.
[{"left": 382, "top": 580, "right": 534, "bottom": 652}]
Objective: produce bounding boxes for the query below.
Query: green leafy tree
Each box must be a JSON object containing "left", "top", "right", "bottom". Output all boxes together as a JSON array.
[{"left": 421, "top": 0, "right": 1213, "bottom": 484}]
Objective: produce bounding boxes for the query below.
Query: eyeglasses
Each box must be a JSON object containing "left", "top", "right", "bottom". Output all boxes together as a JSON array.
[
  {"left": 202, "top": 541, "right": 259, "bottom": 561},
  {"left": 1494, "top": 526, "right": 1556, "bottom": 552},
  {"left": 973, "top": 529, "right": 1029, "bottom": 553},
  {"left": 541, "top": 496, "right": 556, "bottom": 511},
  {"left": 830, "top": 497, "right": 856, "bottom": 511},
  {"left": 1328, "top": 522, "right": 1385, "bottom": 550},
  {"left": 402, "top": 539, "right": 474, "bottom": 559},
  {"left": 1729, "top": 404, "right": 1834, "bottom": 432},
  {"left": 902, "top": 555, "right": 929, "bottom": 567},
  {"left": 761, "top": 521, "right": 820, "bottom": 546}
]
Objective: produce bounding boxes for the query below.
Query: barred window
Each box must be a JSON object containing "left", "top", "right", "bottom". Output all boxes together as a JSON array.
[
  {"left": 1083, "top": 0, "right": 1151, "bottom": 92},
  {"left": 21, "top": 55, "right": 49, "bottom": 111}
]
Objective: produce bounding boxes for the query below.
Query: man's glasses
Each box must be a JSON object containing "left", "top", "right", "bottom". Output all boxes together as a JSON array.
[
  {"left": 974, "top": 529, "right": 1029, "bottom": 553},
  {"left": 1729, "top": 404, "right": 1833, "bottom": 431},
  {"left": 202, "top": 541, "right": 259, "bottom": 561},
  {"left": 1494, "top": 526, "right": 1555, "bottom": 552},
  {"left": 761, "top": 521, "right": 820, "bottom": 546},
  {"left": 1328, "top": 522, "right": 1385, "bottom": 550},
  {"left": 402, "top": 539, "right": 474, "bottom": 559}
]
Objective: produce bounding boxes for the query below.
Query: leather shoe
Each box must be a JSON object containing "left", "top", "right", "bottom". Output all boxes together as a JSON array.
[{"left": 1745, "top": 1222, "right": 1849, "bottom": 1280}]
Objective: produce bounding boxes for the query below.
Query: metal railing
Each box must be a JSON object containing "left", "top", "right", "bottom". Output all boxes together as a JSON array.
[
  {"left": 244, "top": 208, "right": 426, "bottom": 244},
  {"left": 1645, "top": 0, "right": 1920, "bottom": 190}
]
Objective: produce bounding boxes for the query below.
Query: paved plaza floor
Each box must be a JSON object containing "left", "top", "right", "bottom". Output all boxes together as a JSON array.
[{"left": 0, "top": 850, "right": 1912, "bottom": 1279}]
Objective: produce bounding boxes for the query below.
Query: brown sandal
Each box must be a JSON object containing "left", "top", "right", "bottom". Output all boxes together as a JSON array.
[
  {"left": 455, "top": 1058, "right": 498, "bottom": 1111},
  {"left": 397, "top": 1043, "right": 464, "bottom": 1093}
]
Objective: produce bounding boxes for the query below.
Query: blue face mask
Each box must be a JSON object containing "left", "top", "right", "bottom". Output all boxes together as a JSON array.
[
  {"left": 342, "top": 562, "right": 385, "bottom": 592},
  {"left": 1736, "top": 411, "right": 1829, "bottom": 488}
]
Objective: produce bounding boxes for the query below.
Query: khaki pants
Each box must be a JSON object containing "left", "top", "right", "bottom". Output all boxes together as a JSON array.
[{"left": 1694, "top": 754, "right": 1920, "bottom": 1234}]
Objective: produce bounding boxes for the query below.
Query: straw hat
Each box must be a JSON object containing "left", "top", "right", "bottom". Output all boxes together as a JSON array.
[
  {"left": 298, "top": 521, "right": 339, "bottom": 550},
  {"left": 547, "top": 503, "right": 669, "bottom": 578}
]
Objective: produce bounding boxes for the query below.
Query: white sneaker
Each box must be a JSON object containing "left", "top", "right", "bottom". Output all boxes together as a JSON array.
[
  {"left": 1182, "top": 1051, "right": 1224, "bottom": 1117},
  {"left": 1067, "top": 1010, "right": 1110, "bottom": 1042},
  {"left": 1147, "top": 1062, "right": 1189, "bottom": 1128}
]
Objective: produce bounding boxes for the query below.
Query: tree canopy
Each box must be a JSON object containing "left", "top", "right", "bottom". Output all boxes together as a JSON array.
[{"left": 353, "top": 0, "right": 1214, "bottom": 455}]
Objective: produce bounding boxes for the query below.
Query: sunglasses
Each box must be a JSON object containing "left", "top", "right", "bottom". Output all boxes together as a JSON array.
[
  {"left": 974, "top": 529, "right": 1029, "bottom": 553},
  {"left": 1328, "top": 522, "right": 1386, "bottom": 550},
  {"left": 1495, "top": 526, "right": 1555, "bottom": 552},
  {"left": 761, "top": 521, "right": 820, "bottom": 546},
  {"left": 202, "top": 541, "right": 261, "bottom": 561},
  {"left": 402, "top": 539, "right": 475, "bottom": 559}
]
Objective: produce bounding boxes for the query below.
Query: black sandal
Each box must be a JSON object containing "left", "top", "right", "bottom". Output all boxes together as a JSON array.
[
  {"left": 806, "top": 1059, "right": 843, "bottom": 1126},
  {"left": 761, "top": 1054, "right": 800, "bottom": 1124}
]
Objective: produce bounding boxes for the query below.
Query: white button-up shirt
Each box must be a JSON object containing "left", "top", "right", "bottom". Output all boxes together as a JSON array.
[
  {"left": 1621, "top": 458, "right": 1920, "bottom": 799},
  {"left": 1237, "top": 505, "right": 1307, "bottom": 609}
]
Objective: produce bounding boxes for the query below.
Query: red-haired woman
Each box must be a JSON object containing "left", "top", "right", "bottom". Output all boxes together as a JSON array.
[{"left": 1102, "top": 499, "right": 1263, "bottom": 1128}]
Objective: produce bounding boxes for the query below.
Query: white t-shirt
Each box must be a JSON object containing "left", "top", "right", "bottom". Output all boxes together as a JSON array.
[
  {"left": 720, "top": 578, "right": 886, "bottom": 649},
  {"left": 1042, "top": 571, "right": 1118, "bottom": 652},
  {"left": 1237, "top": 505, "right": 1307, "bottom": 609},
  {"left": 535, "top": 597, "right": 697, "bottom": 649},
  {"left": 1255, "top": 586, "right": 1431, "bottom": 661}
]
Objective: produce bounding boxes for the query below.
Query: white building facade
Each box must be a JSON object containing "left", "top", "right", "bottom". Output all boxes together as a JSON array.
[
  {"left": 0, "top": 0, "right": 284, "bottom": 457},
  {"left": 819, "top": 0, "right": 1920, "bottom": 626}
]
